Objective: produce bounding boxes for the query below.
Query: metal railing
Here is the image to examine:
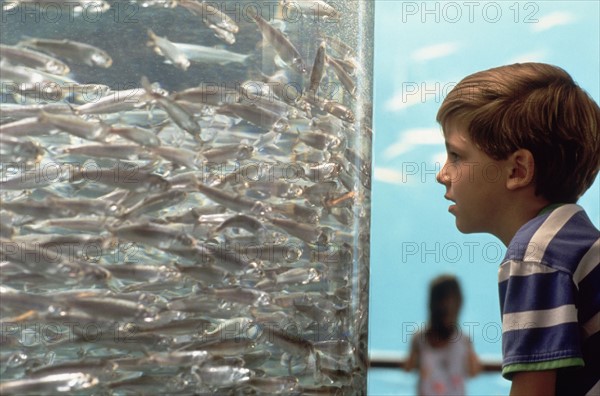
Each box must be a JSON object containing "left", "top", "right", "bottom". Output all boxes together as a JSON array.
[{"left": 369, "top": 357, "right": 502, "bottom": 372}]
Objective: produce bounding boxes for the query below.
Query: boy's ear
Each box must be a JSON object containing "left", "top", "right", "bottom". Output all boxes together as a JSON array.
[{"left": 506, "top": 149, "right": 535, "bottom": 190}]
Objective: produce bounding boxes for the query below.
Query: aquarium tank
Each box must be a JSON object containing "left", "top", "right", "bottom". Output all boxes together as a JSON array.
[{"left": 0, "top": 0, "right": 374, "bottom": 394}]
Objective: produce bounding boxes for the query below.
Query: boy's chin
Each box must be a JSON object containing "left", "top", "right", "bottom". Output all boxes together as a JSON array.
[{"left": 455, "top": 218, "right": 481, "bottom": 234}]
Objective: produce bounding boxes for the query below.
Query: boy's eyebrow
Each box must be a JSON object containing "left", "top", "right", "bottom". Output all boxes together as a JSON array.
[{"left": 445, "top": 141, "right": 460, "bottom": 151}]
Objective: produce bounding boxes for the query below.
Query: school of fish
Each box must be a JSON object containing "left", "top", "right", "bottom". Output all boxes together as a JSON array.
[{"left": 0, "top": 0, "right": 373, "bottom": 394}]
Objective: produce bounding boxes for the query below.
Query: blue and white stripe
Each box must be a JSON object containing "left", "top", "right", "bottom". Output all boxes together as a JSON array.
[{"left": 498, "top": 204, "right": 600, "bottom": 395}]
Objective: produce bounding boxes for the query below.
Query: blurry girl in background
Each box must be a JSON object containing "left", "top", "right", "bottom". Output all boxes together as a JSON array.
[{"left": 405, "top": 275, "right": 481, "bottom": 395}]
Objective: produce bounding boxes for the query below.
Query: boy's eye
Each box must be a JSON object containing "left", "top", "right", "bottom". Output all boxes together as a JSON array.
[{"left": 448, "top": 152, "right": 459, "bottom": 161}]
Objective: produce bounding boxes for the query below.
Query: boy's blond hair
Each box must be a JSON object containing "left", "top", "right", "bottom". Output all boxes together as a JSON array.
[{"left": 437, "top": 63, "right": 600, "bottom": 203}]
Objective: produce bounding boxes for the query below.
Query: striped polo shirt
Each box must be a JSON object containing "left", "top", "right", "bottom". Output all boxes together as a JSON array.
[{"left": 498, "top": 204, "right": 600, "bottom": 395}]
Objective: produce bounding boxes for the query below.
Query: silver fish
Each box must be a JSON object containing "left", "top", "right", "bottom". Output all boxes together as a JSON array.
[
  {"left": 218, "top": 103, "right": 289, "bottom": 133},
  {"left": 37, "top": 111, "right": 108, "bottom": 141},
  {"left": 108, "top": 125, "right": 161, "bottom": 147},
  {"left": 141, "top": 77, "right": 202, "bottom": 138},
  {"left": 196, "top": 181, "right": 270, "bottom": 215},
  {"left": 147, "top": 29, "right": 191, "bottom": 70},
  {"left": 0, "top": 372, "right": 99, "bottom": 395},
  {"left": 174, "top": 263, "right": 231, "bottom": 286},
  {"left": 75, "top": 89, "right": 150, "bottom": 115},
  {"left": 27, "top": 360, "right": 118, "bottom": 381},
  {"left": 3, "top": 0, "right": 110, "bottom": 14},
  {"left": 281, "top": 0, "right": 340, "bottom": 20},
  {"left": 0, "top": 102, "right": 73, "bottom": 119},
  {"left": 58, "top": 296, "right": 158, "bottom": 321},
  {"left": 179, "top": 0, "right": 239, "bottom": 33},
  {"left": 0, "top": 164, "right": 69, "bottom": 190},
  {"left": 271, "top": 202, "right": 321, "bottom": 223},
  {"left": 136, "top": 317, "right": 212, "bottom": 336},
  {"left": 134, "top": 350, "right": 211, "bottom": 367},
  {"left": 149, "top": 145, "right": 204, "bottom": 169},
  {"left": 102, "top": 264, "right": 181, "bottom": 283},
  {"left": 230, "top": 243, "right": 303, "bottom": 264},
  {"left": 108, "top": 221, "right": 195, "bottom": 250},
  {"left": 71, "top": 165, "right": 171, "bottom": 193},
  {"left": 327, "top": 55, "right": 356, "bottom": 97},
  {"left": 60, "top": 143, "right": 144, "bottom": 161},
  {"left": 276, "top": 267, "right": 320, "bottom": 285},
  {"left": 322, "top": 35, "right": 355, "bottom": 58},
  {"left": 2, "top": 197, "right": 122, "bottom": 218},
  {"left": 246, "top": 375, "right": 299, "bottom": 393},
  {"left": 202, "top": 143, "right": 254, "bottom": 163},
  {"left": 207, "top": 286, "right": 271, "bottom": 306},
  {"left": 180, "top": 337, "right": 257, "bottom": 356},
  {"left": 309, "top": 41, "right": 327, "bottom": 93},
  {"left": 269, "top": 217, "right": 331, "bottom": 244},
  {"left": 305, "top": 93, "right": 355, "bottom": 122},
  {"left": 1, "top": 64, "right": 77, "bottom": 86},
  {"left": 0, "top": 135, "right": 42, "bottom": 162},
  {"left": 192, "top": 363, "right": 251, "bottom": 388},
  {"left": 171, "top": 84, "right": 239, "bottom": 106},
  {"left": 172, "top": 42, "right": 249, "bottom": 65},
  {"left": 243, "top": 180, "right": 304, "bottom": 199},
  {"left": 208, "top": 24, "right": 236, "bottom": 45},
  {"left": 251, "top": 12, "right": 307, "bottom": 74},
  {"left": 19, "top": 37, "right": 113, "bottom": 68},
  {"left": 21, "top": 217, "right": 109, "bottom": 234},
  {"left": 214, "top": 214, "right": 265, "bottom": 234},
  {"left": 296, "top": 129, "right": 343, "bottom": 151},
  {"left": 202, "top": 317, "right": 256, "bottom": 341},
  {"left": 260, "top": 326, "right": 314, "bottom": 357},
  {"left": 121, "top": 189, "right": 187, "bottom": 219}
]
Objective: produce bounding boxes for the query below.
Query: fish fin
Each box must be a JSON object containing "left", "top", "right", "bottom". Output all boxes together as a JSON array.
[
  {"left": 36, "top": 110, "right": 49, "bottom": 124},
  {"left": 16, "top": 35, "right": 35, "bottom": 46},
  {"left": 139, "top": 76, "right": 157, "bottom": 98},
  {"left": 273, "top": 54, "right": 287, "bottom": 69}
]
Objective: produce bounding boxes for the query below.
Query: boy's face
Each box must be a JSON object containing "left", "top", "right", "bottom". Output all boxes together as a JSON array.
[{"left": 436, "top": 121, "right": 509, "bottom": 235}]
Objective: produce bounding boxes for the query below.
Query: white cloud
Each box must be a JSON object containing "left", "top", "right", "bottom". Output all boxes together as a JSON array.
[
  {"left": 373, "top": 167, "right": 407, "bottom": 186},
  {"left": 532, "top": 11, "right": 576, "bottom": 32},
  {"left": 507, "top": 50, "right": 548, "bottom": 64},
  {"left": 385, "top": 79, "right": 458, "bottom": 112},
  {"left": 383, "top": 128, "right": 444, "bottom": 160},
  {"left": 384, "top": 91, "right": 424, "bottom": 111},
  {"left": 431, "top": 151, "right": 447, "bottom": 167},
  {"left": 411, "top": 42, "right": 460, "bottom": 62}
]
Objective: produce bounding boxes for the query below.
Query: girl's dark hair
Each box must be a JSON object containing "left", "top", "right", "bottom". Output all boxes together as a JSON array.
[{"left": 428, "top": 275, "right": 463, "bottom": 341}]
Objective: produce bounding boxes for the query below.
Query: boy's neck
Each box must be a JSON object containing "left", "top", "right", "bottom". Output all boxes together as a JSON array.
[
  {"left": 537, "top": 202, "right": 565, "bottom": 216},
  {"left": 496, "top": 198, "right": 551, "bottom": 247}
]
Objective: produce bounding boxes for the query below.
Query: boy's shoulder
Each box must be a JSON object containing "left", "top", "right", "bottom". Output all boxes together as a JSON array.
[{"left": 503, "top": 204, "right": 599, "bottom": 275}]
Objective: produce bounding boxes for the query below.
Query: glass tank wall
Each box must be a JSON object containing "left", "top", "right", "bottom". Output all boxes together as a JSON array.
[{"left": 0, "top": 0, "right": 373, "bottom": 394}]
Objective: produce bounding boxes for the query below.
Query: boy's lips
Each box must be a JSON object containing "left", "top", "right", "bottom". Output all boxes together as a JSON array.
[{"left": 444, "top": 195, "right": 456, "bottom": 212}]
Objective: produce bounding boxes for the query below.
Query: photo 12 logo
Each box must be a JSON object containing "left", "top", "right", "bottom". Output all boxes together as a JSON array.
[
  {"left": 400, "top": 1, "right": 540, "bottom": 24},
  {"left": 1, "top": 1, "right": 139, "bottom": 24}
]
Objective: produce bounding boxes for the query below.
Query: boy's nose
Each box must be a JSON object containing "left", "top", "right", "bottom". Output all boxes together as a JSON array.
[{"left": 436, "top": 165, "right": 448, "bottom": 185}]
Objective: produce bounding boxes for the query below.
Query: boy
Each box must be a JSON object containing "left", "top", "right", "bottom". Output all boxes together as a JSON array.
[{"left": 435, "top": 63, "right": 599, "bottom": 395}]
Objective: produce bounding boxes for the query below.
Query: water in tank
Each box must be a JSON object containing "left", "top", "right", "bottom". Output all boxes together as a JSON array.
[{"left": 0, "top": 0, "right": 374, "bottom": 394}]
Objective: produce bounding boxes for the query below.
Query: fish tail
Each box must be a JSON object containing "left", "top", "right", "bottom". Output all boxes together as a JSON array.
[
  {"left": 140, "top": 76, "right": 156, "bottom": 97},
  {"left": 146, "top": 29, "right": 157, "bottom": 47},
  {"left": 245, "top": 5, "right": 259, "bottom": 19}
]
